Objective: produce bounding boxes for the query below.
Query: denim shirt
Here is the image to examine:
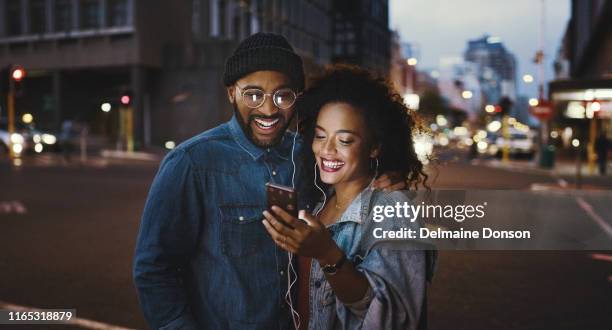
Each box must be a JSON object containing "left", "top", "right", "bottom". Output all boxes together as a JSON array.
[
  {"left": 307, "top": 188, "right": 436, "bottom": 330},
  {"left": 133, "top": 115, "right": 308, "bottom": 330}
]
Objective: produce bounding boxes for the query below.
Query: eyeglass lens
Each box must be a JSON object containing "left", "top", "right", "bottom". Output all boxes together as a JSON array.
[{"left": 242, "top": 88, "right": 296, "bottom": 109}]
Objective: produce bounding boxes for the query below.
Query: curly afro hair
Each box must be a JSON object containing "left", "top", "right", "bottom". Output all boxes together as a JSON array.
[{"left": 298, "top": 64, "right": 428, "bottom": 191}]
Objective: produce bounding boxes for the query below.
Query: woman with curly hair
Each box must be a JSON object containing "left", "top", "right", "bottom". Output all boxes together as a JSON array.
[{"left": 262, "top": 65, "right": 436, "bottom": 330}]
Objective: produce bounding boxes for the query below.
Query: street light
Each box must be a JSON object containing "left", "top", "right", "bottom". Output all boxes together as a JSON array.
[
  {"left": 407, "top": 58, "right": 418, "bottom": 66},
  {"left": 22, "top": 113, "right": 33, "bottom": 124},
  {"left": 165, "top": 141, "right": 176, "bottom": 150},
  {"left": 462, "top": 90, "right": 473, "bottom": 99},
  {"left": 522, "top": 74, "right": 534, "bottom": 83},
  {"left": 487, "top": 120, "right": 502, "bottom": 133},
  {"left": 101, "top": 102, "right": 111, "bottom": 112},
  {"left": 485, "top": 104, "right": 495, "bottom": 113},
  {"left": 529, "top": 98, "right": 539, "bottom": 106}
]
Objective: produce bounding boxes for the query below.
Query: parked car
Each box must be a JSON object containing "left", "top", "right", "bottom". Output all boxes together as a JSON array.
[
  {"left": 494, "top": 128, "right": 536, "bottom": 159},
  {"left": 0, "top": 118, "right": 58, "bottom": 156}
]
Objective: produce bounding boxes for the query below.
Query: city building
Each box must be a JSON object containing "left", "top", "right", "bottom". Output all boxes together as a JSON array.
[
  {"left": 549, "top": 0, "right": 611, "bottom": 167},
  {"left": 389, "top": 31, "right": 420, "bottom": 110},
  {"left": 464, "top": 34, "right": 518, "bottom": 103},
  {"left": 0, "top": 0, "right": 333, "bottom": 149},
  {"left": 437, "top": 56, "right": 483, "bottom": 122},
  {"left": 331, "top": 0, "right": 390, "bottom": 75}
]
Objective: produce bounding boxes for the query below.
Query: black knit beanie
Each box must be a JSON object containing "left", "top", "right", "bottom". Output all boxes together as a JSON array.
[{"left": 223, "top": 33, "right": 305, "bottom": 91}]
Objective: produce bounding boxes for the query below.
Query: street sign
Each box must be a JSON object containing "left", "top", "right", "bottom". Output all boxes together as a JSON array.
[{"left": 530, "top": 100, "right": 553, "bottom": 121}]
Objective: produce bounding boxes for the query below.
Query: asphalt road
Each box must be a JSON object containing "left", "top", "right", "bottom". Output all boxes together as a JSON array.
[{"left": 0, "top": 154, "right": 611, "bottom": 329}]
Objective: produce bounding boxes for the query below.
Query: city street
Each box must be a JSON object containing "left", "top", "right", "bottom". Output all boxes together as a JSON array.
[
  {"left": 1, "top": 154, "right": 611, "bottom": 329},
  {"left": 0, "top": 0, "right": 610, "bottom": 329}
]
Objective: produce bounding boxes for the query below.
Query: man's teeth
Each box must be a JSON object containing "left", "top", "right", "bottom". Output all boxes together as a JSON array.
[
  {"left": 254, "top": 118, "right": 279, "bottom": 128},
  {"left": 323, "top": 160, "right": 345, "bottom": 169}
]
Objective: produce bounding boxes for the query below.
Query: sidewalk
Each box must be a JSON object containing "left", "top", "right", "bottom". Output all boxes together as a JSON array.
[
  {"left": 1, "top": 148, "right": 164, "bottom": 169},
  {"left": 475, "top": 158, "right": 612, "bottom": 190},
  {"left": 476, "top": 158, "right": 611, "bottom": 177}
]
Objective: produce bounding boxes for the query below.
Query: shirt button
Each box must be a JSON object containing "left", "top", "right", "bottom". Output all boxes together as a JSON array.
[
  {"left": 314, "top": 280, "right": 321, "bottom": 288},
  {"left": 272, "top": 171, "right": 277, "bottom": 176},
  {"left": 238, "top": 216, "right": 244, "bottom": 221}
]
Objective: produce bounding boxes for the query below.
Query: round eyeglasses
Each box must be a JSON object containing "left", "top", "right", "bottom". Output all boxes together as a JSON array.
[{"left": 235, "top": 84, "right": 298, "bottom": 109}]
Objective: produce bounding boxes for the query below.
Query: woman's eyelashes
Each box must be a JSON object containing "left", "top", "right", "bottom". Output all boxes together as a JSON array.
[
  {"left": 313, "top": 130, "right": 354, "bottom": 146},
  {"left": 338, "top": 138, "right": 353, "bottom": 146}
]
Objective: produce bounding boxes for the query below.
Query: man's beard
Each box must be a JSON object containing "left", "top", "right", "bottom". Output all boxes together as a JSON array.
[{"left": 232, "top": 103, "right": 293, "bottom": 148}]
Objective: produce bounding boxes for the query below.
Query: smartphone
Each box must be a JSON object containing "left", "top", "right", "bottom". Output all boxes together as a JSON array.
[{"left": 265, "top": 182, "right": 298, "bottom": 218}]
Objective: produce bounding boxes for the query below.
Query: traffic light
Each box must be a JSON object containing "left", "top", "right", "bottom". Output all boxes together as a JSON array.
[
  {"left": 120, "top": 90, "right": 132, "bottom": 106},
  {"left": 11, "top": 66, "right": 25, "bottom": 81},
  {"left": 10, "top": 65, "right": 26, "bottom": 96}
]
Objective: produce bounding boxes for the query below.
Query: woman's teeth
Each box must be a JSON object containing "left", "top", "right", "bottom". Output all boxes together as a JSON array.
[
  {"left": 322, "top": 159, "right": 345, "bottom": 169},
  {"left": 254, "top": 118, "right": 279, "bottom": 129}
]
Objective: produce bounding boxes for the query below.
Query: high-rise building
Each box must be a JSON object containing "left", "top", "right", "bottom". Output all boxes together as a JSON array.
[
  {"left": 331, "top": 0, "right": 391, "bottom": 75},
  {"left": 0, "top": 0, "right": 333, "bottom": 148},
  {"left": 437, "top": 57, "right": 483, "bottom": 121},
  {"left": 464, "top": 35, "right": 518, "bottom": 103}
]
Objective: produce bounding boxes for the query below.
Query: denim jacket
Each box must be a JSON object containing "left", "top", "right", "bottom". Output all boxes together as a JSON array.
[
  {"left": 307, "top": 188, "right": 437, "bottom": 330},
  {"left": 133, "top": 115, "right": 308, "bottom": 329}
]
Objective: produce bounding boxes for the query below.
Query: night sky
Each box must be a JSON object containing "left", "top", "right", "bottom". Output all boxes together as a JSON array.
[{"left": 390, "top": 0, "right": 571, "bottom": 98}]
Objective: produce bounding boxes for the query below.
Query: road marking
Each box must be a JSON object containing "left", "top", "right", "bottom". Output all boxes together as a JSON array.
[
  {"left": 590, "top": 253, "right": 612, "bottom": 263},
  {"left": 0, "top": 201, "right": 27, "bottom": 214},
  {"left": 575, "top": 197, "right": 612, "bottom": 239},
  {"left": 0, "top": 301, "right": 135, "bottom": 329}
]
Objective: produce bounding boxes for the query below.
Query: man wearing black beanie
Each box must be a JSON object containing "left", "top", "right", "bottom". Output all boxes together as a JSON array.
[
  {"left": 134, "top": 32, "right": 306, "bottom": 330},
  {"left": 133, "top": 33, "right": 402, "bottom": 330}
]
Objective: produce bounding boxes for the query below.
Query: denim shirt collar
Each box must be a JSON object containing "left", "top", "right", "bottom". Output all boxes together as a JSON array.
[
  {"left": 318, "top": 182, "right": 376, "bottom": 226},
  {"left": 227, "top": 114, "right": 293, "bottom": 161}
]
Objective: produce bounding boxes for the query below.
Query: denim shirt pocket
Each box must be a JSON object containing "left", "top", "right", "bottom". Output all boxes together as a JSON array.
[{"left": 220, "top": 204, "right": 267, "bottom": 258}]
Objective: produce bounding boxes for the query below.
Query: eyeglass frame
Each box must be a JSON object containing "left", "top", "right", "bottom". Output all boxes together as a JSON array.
[{"left": 234, "top": 83, "right": 300, "bottom": 110}]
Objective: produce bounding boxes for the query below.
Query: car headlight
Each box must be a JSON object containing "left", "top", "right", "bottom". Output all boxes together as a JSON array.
[
  {"left": 12, "top": 143, "right": 23, "bottom": 154},
  {"left": 42, "top": 134, "right": 57, "bottom": 145},
  {"left": 10, "top": 133, "right": 25, "bottom": 145}
]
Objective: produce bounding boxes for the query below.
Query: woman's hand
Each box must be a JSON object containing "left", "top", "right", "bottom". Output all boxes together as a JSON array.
[{"left": 262, "top": 206, "right": 342, "bottom": 264}]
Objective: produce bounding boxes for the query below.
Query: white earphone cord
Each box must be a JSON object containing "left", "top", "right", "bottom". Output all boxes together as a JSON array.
[{"left": 286, "top": 112, "right": 300, "bottom": 329}]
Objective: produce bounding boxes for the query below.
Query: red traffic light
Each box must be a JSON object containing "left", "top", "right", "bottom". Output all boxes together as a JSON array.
[
  {"left": 120, "top": 95, "right": 131, "bottom": 105},
  {"left": 11, "top": 66, "right": 25, "bottom": 82}
]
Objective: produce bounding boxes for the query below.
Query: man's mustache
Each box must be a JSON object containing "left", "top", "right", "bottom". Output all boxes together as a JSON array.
[{"left": 248, "top": 114, "right": 282, "bottom": 122}]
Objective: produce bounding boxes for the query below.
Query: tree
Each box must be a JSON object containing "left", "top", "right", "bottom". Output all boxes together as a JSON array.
[{"left": 418, "top": 89, "right": 447, "bottom": 117}]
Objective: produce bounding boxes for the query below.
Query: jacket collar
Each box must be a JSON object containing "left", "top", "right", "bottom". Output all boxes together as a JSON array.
[{"left": 316, "top": 180, "right": 375, "bottom": 226}]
